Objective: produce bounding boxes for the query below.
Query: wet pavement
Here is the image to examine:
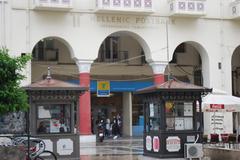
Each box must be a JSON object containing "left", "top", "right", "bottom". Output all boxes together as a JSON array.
[{"left": 80, "top": 137, "right": 185, "bottom": 160}]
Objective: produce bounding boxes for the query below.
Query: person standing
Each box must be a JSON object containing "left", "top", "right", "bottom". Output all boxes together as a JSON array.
[
  {"left": 112, "top": 116, "right": 118, "bottom": 139},
  {"left": 105, "top": 118, "right": 111, "bottom": 137},
  {"left": 117, "top": 114, "right": 122, "bottom": 137}
]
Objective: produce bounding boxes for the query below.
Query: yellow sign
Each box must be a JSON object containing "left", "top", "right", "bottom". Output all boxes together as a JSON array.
[
  {"left": 98, "top": 81, "right": 110, "bottom": 90},
  {"left": 97, "top": 81, "right": 110, "bottom": 97}
]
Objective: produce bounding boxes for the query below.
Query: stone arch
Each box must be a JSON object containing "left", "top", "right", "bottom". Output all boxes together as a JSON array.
[
  {"left": 169, "top": 41, "right": 209, "bottom": 86},
  {"left": 231, "top": 45, "right": 240, "bottom": 96},
  {"left": 31, "top": 36, "right": 74, "bottom": 59},
  {"left": 95, "top": 30, "right": 151, "bottom": 63},
  {"left": 31, "top": 36, "right": 77, "bottom": 82}
]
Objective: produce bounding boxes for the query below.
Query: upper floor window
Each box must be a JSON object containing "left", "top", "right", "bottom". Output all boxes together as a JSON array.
[{"left": 98, "top": 36, "right": 120, "bottom": 62}]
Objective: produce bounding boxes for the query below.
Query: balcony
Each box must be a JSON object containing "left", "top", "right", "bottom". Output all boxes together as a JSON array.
[
  {"left": 33, "top": 0, "right": 73, "bottom": 11},
  {"left": 230, "top": 0, "right": 240, "bottom": 19},
  {"left": 95, "top": 0, "right": 154, "bottom": 14},
  {"left": 168, "top": 0, "right": 206, "bottom": 17}
]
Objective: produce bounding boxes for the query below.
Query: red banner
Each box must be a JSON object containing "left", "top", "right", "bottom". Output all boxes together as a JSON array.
[{"left": 210, "top": 104, "right": 224, "bottom": 109}]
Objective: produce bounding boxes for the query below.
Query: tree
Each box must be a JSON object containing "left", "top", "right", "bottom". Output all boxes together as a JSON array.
[{"left": 0, "top": 48, "right": 31, "bottom": 114}]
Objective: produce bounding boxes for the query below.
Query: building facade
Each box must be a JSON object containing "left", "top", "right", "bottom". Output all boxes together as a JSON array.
[{"left": 1, "top": 0, "right": 240, "bottom": 141}]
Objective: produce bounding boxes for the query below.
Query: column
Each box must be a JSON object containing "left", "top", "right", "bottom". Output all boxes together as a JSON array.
[
  {"left": 150, "top": 62, "right": 167, "bottom": 85},
  {"left": 122, "top": 92, "right": 132, "bottom": 136},
  {"left": 76, "top": 60, "right": 93, "bottom": 135}
]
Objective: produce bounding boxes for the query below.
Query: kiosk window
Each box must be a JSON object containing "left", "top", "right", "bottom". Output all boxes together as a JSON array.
[
  {"left": 165, "top": 101, "right": 193, "bottom": 131},
  {"left": 148, "top": 103, "right": 160, "bottom": 131},
  {"left": 37, "top": 104, "right": 71, "bottom": 134}
]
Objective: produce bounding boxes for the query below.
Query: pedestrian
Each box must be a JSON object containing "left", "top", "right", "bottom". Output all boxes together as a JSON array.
[
  {"left": 105, "top": 118, "right": 111, "bottom": 137},
  {"left": 117, "top": 114, "right": 122, "bottom": 137},
  {"left": 112, "top": 117, "right": 118, "bottom": 139}
]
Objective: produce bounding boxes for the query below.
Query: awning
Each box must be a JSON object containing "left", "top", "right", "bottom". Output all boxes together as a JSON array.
[{"left": 202, "top": 94, "right": 240, "bottom": 112}]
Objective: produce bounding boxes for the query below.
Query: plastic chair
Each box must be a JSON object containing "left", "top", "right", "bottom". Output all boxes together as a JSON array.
[{"left": 210, "top": 134, "right": 219, "bottom": 143}]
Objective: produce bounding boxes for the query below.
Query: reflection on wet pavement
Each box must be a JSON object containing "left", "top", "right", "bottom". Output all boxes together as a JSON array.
[
  {"left": 80, "top": 137, "right": 143, "bottom": 156},
  {"left": 80, "top": 155, "right": 185, "bottom": 160},
  {"left": 80, "top": 155, "right": 139, "bottom": 160},
  {"left": 80, "top": 137, "right": 185, "bottom": 160}
]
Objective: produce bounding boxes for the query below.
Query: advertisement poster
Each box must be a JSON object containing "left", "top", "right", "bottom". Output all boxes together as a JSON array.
[
  {"left": 57, "top": 139, "right": 73, "bottom": 155},
  {"left": 149, "top": 103, "right": 154, "bottom": 117},
  {"left": 204, "top": 112, "right": 233, "bottom": 134},
  {"left": 184, "top": 103, "right": 193, "bottom": 116},
  {"left": 166, "top": 136, "right": 181, "bottom": 152},
  {"left": 153, "top": 136, "right": 160, "bottom": 152},
  {"left": 146, "top": 136, "right": 152, "bottom": 151},
  {"left": 50, "top": 119, "right": 60, "bottom": 133}
]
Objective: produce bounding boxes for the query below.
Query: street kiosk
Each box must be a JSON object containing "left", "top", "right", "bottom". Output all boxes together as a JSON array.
[
  {"left": 24, "top": 69, "right": 87, "bottom": 160},
  {"left": 136, "top": 78, "right": 211, "bottom": 158}
]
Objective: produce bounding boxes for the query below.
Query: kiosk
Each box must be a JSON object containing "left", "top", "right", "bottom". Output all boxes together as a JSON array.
[
  {"left": 136, "top": 78, "right": 211, "bottom": 158},
  {"left": 24, "top": 69, "right": 87, "bottom": 160}
]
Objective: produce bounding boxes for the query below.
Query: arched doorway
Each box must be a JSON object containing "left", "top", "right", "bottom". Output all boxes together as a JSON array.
[
  {"left": 167, "top": 42, "right": 204, "bottom": 86},
  {"left": 91, "top": 31, "right": 153, "bottom": 136},
  {"left": 232, "top": 46, "right": 240, "bottom": 97}
]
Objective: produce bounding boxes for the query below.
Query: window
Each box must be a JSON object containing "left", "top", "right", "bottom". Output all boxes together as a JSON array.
[
  {"left": 148, "top": 103, "right": 160, "bottom": 131},
  {"left": 98, "top": 36, "right": 119, "bottom": 62},
  {"left": 165, "top": 101, "right": 193, "bottom": 131},
  {"left": 37, "top": 104, "right": 71, "bottom": 134}
]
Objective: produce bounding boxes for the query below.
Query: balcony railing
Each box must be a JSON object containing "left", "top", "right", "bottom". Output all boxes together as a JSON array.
[
  {"left": 95, "top": 0, "right": 154, "bottom": 14},
  {"left": 33, "top": 0, "right": 73, "bottom": 11},
  {"left": 230, "top": 0, "right": 240, "bottom": 19},
  {"left": 168, "top": 0, "right": 206, "bottom": 17}
]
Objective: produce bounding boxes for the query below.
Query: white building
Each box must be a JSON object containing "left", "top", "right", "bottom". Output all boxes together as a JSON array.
[{"left": 1, "top": 0, "right": 240, "bottom": 142}]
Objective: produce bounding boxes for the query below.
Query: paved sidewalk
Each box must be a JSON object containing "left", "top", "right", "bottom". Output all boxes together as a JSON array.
[
  {"left": 80, "top": 136, "right": 143, "bottom": 156},
  {"left": 80, "top": 137, "right": 185, "bottom": 160}
]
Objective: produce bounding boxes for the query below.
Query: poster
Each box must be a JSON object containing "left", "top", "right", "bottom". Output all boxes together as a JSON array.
[
  {"left": 166, "top": 117, "right": 174, "bottom": 130},
  {"left": 166, "top": 136, "right": 181, "bottom": 152},
  {"left": 149, "top": 103, "right": 154, "bottom": 117},
  {"left": 153, "top": 136, "right": 160, "bottom": 152},
  {"left": 57, "top": 139, "right": 73, "bottom": 155},
  {"left": 204, "top": 112, "right": 233, "bottom": 134},
  {"left": 50, "top": 119, "right": 60, "bottom": 133},
  {"left": 184, "top": 117, "right": 193, "bottom": 130},
  {"left": 175, "top": 118, "right": 184, "bottom": 130},
  {"left": 146, "top": 136, "right": 152, "bottom": 151},
  {"left": 184, "top": 102, "right": 193, "bottom": 116},
  {"left": 38, "top": 106, "right": 51, "bottom": 118}
]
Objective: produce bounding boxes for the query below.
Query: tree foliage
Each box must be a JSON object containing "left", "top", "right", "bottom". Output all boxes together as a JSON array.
[{"left": 0, "top": 48, "right": 31, "bottom": 114}]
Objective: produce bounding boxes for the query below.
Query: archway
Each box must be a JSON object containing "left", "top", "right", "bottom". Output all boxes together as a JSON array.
[
  {"left": 232, "top": 45, "right": 240, "bottom": 97},
  {"left": 91, "top": 31, "right": 153, "bottom": 137},
  {"left": 167, "top": 41, "right": 209, "bottom": 86},
  {"left": 31, "top": 37, "right": 78, "bottom": 82}
]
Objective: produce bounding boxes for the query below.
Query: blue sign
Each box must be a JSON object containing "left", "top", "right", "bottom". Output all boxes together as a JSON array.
[
  {"left": 68, "top": 80, "right": 153, "bottom": 92},
  {"left": 97, "top": 81, "right": 110, "bottom": 97}
]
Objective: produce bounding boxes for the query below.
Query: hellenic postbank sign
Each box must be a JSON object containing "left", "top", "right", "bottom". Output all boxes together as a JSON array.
[{"left": 97, "top": 81, "right": 110, "bottom": 97}]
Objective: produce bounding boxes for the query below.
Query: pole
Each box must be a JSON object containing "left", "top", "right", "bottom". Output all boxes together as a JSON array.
[
  {"left": 236, "top": 112, "right": 239, "bottom": 143},
  {"left": 27, "top": 94, "right": 31, "bottom": 159},
  {"left": 165, "top": 21, "right": 171, "bottom": 81},
  {"left": 27, "top": 108, "right": 30, "bottom": 159}
]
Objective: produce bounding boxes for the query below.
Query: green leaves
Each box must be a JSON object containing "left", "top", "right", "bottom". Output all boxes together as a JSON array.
[{"left": 0, "top": 47, "right": 31, "bottom": 114}]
